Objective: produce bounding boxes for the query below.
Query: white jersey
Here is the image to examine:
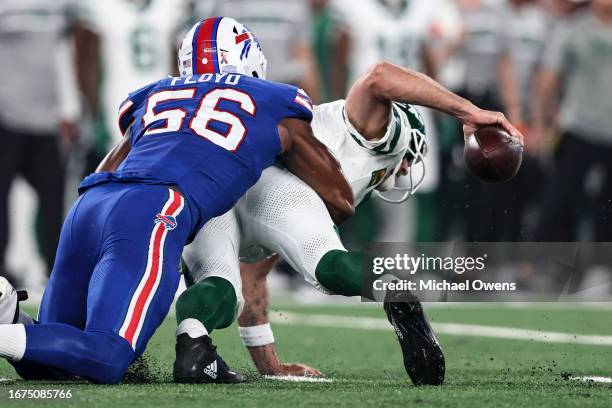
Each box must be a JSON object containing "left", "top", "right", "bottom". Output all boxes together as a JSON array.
[
  {"left": 311, "top": 100, "right": 419, "bottom": 205},
  {"left": 183, "top": 101, "right": 423, "bottom": 307},
  {"left": 79, "top": 0, "right": 190, "bottom": 141}
]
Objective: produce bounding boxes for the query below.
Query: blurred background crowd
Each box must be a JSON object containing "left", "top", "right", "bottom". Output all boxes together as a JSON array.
[{"left": 1, "top": 0, "right": 611, "bottom": 294}]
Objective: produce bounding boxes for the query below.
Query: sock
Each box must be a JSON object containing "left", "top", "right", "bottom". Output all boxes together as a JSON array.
[
  {"left": 0, "top": 324, "right": 26, "bottom": 361},
  {"left": 315, "top": 250, "right": 378, "bottom": 300},
  {"left": 176, "top": 318, "right": 208, "bottom": 338},
  {"left": 175, "top": 277, "right": 238, "bottom": 333}
]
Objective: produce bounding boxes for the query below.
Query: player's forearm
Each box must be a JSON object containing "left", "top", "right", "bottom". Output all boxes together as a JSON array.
[
  {"left": 365, "top": 62, "right": 478, "bottom": 122},
  {"left": 239, "top": 259, "right": 281, "bottom": 375},
  {"left": 238, "top": 259, "right": 320, "bottom": 377},
  {"left": 238, "top": 260, "right": 273, "bottom": 328}
]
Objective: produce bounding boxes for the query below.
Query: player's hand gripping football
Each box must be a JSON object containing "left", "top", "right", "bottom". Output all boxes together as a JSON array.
[{"left": 461, "top": 108, "right": 524, "bottom": 145}]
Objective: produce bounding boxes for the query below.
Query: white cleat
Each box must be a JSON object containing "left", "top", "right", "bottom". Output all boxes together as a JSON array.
[{"left": 0, "top": 277, "right": 25, "bottom": 324}]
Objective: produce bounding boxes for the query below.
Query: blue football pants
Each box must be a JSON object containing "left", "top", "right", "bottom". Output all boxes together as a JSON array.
[{"left": 11, "top": 182, "right": 193, "bottom": 384}]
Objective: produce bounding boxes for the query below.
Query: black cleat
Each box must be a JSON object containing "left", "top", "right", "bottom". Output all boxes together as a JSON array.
[
  {"left": 383, "top": 290, "right": 445, "bottom": 386},
  {"left": 173, "top": 333, "right": 246, "bottom": 384}
]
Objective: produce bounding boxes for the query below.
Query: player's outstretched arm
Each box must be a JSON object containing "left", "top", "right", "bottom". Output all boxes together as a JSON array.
[
  {"left": 278, "top": 118, "right": 355, "bottom": 224},
  {"left": 346, "top": 62, "right": 524, "bottom": 143},
  {"left": 238, "top": 257, "right": 322, "bottom": 377}
]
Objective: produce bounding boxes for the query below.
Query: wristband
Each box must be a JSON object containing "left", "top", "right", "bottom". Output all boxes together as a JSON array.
[{"left": 238, "top": 323, "right": 275, "bottom": 347}]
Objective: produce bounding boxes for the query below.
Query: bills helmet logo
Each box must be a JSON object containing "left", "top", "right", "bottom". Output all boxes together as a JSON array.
[
  {"left": 155, "top": 214, "right": 177, "bottom": 230},
  {"left": 234, "top": 27, "right": 261, "bottom": 62}
]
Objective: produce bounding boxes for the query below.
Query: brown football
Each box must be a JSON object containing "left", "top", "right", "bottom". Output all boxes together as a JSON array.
[{"left": 464, "top": 126, "right": 523, "bottom": 183}]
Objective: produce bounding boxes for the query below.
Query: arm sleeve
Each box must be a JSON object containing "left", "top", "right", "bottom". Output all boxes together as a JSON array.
[
  {"left": 117, "top": 82, "right": 157, "bottom": 136},
  {"left": 117, "top": 98, "right": 135, "bottom": 136},
  {"left": 283, "top": 87, "right": 314, "bottom": 123}
]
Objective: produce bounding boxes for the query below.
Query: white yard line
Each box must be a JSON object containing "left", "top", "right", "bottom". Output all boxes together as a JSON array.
[
  {"left": 263, "top": 375, "right": 334, "bottom": 383},
  {"left": 570, "top": 376, "right": 612, "bottom": 384},
  {"left": 270, "top": 300, "right": 612, "bottom": 311},
  {"left": 270, "top": 311, "right": 612, "bottom": 346}
]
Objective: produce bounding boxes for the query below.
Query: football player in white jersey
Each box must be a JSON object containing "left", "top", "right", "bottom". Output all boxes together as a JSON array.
[
  {"left": 176, "top": 61, "right": 523, "bottom": 384},
  {"left": 329, "top": 0, "right": 462, "bottom": 241},
  {"left": 76, "top": 0, "right": 192, "bottom": 147}
]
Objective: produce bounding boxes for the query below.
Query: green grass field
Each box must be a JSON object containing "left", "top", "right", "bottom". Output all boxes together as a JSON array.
[{"left": 1, "top": 302, "right": 612, "bottom": 407}]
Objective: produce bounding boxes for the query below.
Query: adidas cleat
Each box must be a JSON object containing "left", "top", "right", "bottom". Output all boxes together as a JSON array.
[
  {"left": 383, "top": 289, "right": 445, "bottom": 386},
  {"left": 173, "top": 333, "right": 246, "bottom": 384},
  {"left": 0, "top": 277, "right": 28, "bottom": 324}
]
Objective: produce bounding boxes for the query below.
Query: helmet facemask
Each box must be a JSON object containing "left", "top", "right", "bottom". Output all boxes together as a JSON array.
[{"left": 374, "top": 127, "right": 428, "bottom": 204}]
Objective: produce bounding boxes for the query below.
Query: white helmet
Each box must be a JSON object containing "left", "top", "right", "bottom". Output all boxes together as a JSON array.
[
  {"left": 374, "top": 103, "right": 429, "bottom": 204},
  {"left": 178, "top": 17, "right": 267, "bottom": 79}
]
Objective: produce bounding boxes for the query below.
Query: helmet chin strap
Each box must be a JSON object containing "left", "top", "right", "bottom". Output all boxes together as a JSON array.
[{"left": 373, "top": 160, "right": 426, "bottom": 204}]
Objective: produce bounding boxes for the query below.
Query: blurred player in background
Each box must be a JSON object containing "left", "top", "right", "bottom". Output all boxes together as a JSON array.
[
  {"left": 533, "top": 0, "right": 612, "bottom": 242},
  {"left": 308, "top": 0, "right": 348, "bottom": 102},
  {"left": 499, "top": 0, "right": 550, "bottom": 240},
  {"left": 195, "top": 0, "right": 321, "bottom": 101},
  {"left": 75, "top": 0, "right": 192, "bottom": 166},
  {"left": 443, "top": 0, "right": 523, "bottom": 241},
  {"left": 0, "top": 0, "right": 81, "bottom": 284}
]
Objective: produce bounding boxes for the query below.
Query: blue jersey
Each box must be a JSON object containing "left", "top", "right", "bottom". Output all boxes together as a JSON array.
[{"left": 80, "top": 73, "right": 313, "bottom": 229}]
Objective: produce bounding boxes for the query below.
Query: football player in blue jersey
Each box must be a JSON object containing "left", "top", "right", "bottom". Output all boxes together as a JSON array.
[{"left": 0, "top": 17, "right": 354, "bottom": 385}]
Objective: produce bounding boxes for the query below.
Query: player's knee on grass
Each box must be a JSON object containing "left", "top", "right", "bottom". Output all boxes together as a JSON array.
[
  {"left": 11, "top": 361, "right": 76, "bottom": 381},
  {"left": 175, "top": 277, "right": 238, "bottom": 333},
  {"left": 20, "top": 327, "right": 134, "bottom": 384},
  {"left": 86, "top": 332, "right": 134, "bottom": 384},
  {"left": 315, "top": 250, "right": 373, "bottom": 298},
  {"left": 76, "top": 332, "right": 134, "bottom": 384}
]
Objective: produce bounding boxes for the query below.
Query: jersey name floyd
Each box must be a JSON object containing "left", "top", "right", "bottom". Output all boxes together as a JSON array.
[{"left": 170, "top": 73, "right": 242, "bottom": 87}]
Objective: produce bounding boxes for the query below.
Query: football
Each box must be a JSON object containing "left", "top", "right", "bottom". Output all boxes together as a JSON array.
[{"left": 464, "top": 126, "right": 523, "bottom": 183}]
